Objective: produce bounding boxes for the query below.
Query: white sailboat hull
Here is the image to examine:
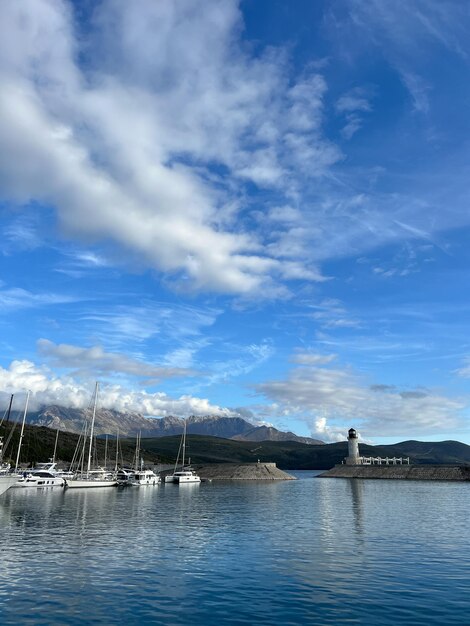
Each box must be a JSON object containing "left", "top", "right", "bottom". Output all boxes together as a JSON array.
[
  {"left": 65, "top": 479, "right": 117, "bottom": 488},
  {"left": 0, "top": 474, "right": 20, "bottom": 496}
]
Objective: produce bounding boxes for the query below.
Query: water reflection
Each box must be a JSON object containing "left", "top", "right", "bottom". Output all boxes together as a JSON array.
[{"left": 0, "top": 476, "right": 469, "bottom": 625}]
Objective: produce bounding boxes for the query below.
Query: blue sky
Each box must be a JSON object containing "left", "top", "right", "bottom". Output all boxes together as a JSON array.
[{"left": 1, "top": 0, "right": 470, "bottom": 443}]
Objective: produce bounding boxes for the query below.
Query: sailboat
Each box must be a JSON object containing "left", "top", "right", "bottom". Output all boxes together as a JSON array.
[
  {"left": 131, "top": 432, "right": 160, "bottom": 485},
  {"left": 65, "top": 383, "right": 117, "bottom": 489},
  {"left": 0, "top": 437, "right": 19, "bottom": 496},
  {"left": 0, "top": 392, "right": 29, "bottom": 495},
  {"left": 165, "top": 419, "right": 201, "bottom": 484},
  {"left": 116, "top": 432, "right": 160, "bottom": 486}
]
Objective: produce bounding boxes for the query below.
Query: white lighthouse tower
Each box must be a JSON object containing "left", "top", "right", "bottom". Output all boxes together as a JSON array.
[{"left": 345, "top": 428, "right": 362, "bottom": 465}]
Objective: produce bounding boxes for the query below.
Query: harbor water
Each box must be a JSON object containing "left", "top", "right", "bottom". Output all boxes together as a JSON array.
[{"left": 1, "top": 471, "right": 469, "bottom": 625}]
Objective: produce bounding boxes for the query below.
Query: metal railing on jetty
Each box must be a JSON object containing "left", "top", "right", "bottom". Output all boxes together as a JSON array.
[{"left": 361, "top": 456, "right": 410, "bottom": 465}]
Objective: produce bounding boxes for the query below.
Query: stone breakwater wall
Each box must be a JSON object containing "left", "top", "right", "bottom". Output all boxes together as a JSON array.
[
  {"left": 318, "top": 464, "right": 470, "bottom": 481},
  {"left": 194, "top": 463, "right": 296, "bottom": 481}
]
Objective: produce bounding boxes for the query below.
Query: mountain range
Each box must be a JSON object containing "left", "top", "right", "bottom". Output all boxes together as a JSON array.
[{"left": 22, "top": 405, "right": 325, "bottom": 445}]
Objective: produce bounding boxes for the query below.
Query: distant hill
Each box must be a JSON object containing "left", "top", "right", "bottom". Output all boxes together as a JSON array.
[
  {"left": 120, "top": 435, "right": 470, "bottom": 469},
  {"left": 232, "top": 425, "right": 323, "bottom": 445},
  {"left": 3, "top": 418, "right": 470, "bottom": 469},
  {"left": 22, "top": 405, "right": 324, "bottom": 445}
]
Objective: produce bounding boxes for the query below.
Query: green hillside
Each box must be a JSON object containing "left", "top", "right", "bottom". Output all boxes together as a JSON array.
[{"left": 2, "top": 421, "right": 470, "bottom": 469}]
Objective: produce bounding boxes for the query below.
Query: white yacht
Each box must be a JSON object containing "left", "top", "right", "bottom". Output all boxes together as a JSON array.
[
  {"left": 116, "top": 468, "right": 134, "bottom": 486},
  {"left": 165, "top": 420, "right": 201, "bottom": 484},
  {"left": 122, "top": 433, "right": 160, "bottom": 486},
  {"left": 13, "top": 462, "right": 65, "bottom": 488},
  {"left": 133, "top": 468, "right": 160, "bottom": 485},
  {"left": 172, "top": 467, "right": 201, "bottom": 484}
]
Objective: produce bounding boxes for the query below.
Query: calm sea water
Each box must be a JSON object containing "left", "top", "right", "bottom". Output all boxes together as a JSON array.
[{"left": 1, "top": 471, "right": 469, "bottom": 625}]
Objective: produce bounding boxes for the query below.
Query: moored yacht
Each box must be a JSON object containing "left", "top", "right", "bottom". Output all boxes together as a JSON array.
[
  {"left": 65, "top": 468, "right": 116, "bottom": 489},
  {"left": 65, "top": 383, "right": 117, "bottom": 489},
  {"left": 172, "top": 467, "right": 201, "bottom": 484},
  {"left": 13, "top": 461, "right": 65, "bottom": 488},
  {"left": 116, "top": 468, "right": 134, "bottom": 486},
  {"left": 165, "top": 420, "right": 201, "bottom": 485},
  {"left": 133, "top": 468, "right": 160, "bottom": 485}
]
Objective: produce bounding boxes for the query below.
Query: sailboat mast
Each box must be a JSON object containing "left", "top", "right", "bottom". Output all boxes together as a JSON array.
[
  {"left": 86, "top": 382, "right": 99, "bottom": 477},
  {"left": 3, "top": 393, "right": 14, "bottom": 425},
  {"left": 115, "top": 428, "right": 119, "bottom": 472},
  {"left": 52, "top": 427, "right": 59, "bottom": 463},
  {"left": 182, "top": 419, "right": 186, "bottom": 468},
  {"left": 14, "top": 391, "right": 30, "bottom": 472},
  {"left": 104, "top": 435, "right": 108, "bottom": 469},
  {"left": 134, "top": 431, "right": 141, "bottom": 471}
]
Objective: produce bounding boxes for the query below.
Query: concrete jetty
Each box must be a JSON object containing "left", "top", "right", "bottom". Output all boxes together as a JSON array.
[
  {"left": 192, "top": 462, "right": 295, "bottom": 481},
  {"left": 318, "top": 464, "right": 470, "bottom": 481}
]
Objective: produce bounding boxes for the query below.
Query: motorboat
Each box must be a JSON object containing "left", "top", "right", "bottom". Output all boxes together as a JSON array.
[
  {"left": 133, "top": 469, "right": 160, "bottom": 485},
  {"left": 13, "top": 462, "right": 65, "bottom": 488},
  {"left": 122, "top": 433, "right": 160, "bottom": 486},
  {"left": 172, "top": 467, "right": 201, "bottom": 484},
  {"left": 116, "top": 468, "right": 134, "bottom": 486}
]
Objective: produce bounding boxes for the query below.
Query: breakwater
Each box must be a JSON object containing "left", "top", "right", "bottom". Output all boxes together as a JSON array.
[
  {"left": 318, "top": 464, "right": 470, "bottom": 481},
  {"left": 193, "top": 462, "right": 295, "bottom": 481}
]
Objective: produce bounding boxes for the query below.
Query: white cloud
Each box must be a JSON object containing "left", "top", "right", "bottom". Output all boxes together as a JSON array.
[
  {"left": 255, "top": 358, "right": 465, "bottom": 440},
  {"left": 290, "top": 352, "right": 337, "bottom": 365},
  {"left": 455, "top": 358, "right": 470, "bottom": 378},
  {"left": 0, "top": 287, "right": 78, "bottom": 312},
  {"left": 0, "top": 0, "right": 339, "bottom": 297},
  {"left": 37, "top": 338, "right": 194, "bottom": 381},
  {"left": 0, "top": 359, "right": 233, "bottom": 417}
]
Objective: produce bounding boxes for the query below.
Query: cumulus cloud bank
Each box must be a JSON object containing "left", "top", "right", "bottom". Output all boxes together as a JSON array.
[
  {"left": 0, "top": 360, "right": 234, "bottom": 417},
  {"left": 255, "top": 352, "right": 465, "bottom": 440}
]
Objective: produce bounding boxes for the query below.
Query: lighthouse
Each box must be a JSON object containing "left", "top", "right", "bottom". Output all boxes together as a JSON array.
[{"left": 345, "top": 428, "right": 362, "bottom": 465}]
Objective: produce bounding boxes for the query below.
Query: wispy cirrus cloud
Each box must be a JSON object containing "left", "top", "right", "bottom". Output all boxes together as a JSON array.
[{"left": 0, "top": 286, "right": 79, "bottom": 312}]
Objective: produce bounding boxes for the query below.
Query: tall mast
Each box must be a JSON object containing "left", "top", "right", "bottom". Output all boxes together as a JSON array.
[
  {"left": 15, "top": 391, "right": 30, "bottom": 472},
  {"left": 104, "top": 435, "right": 108, "bottom": 469},
  {"left": 182, "top": 419, "right": 186, "bottom": 468},
  {"left": 2, "top": 393, "right": 14, "bottom": 426},
  {"left": 134, "top": 431, "right": 141, "bottom": 471},
  {"left": 114, "top": 428, "right": 120, "bottom": 472},
  {"left": 86, "top": 382, "right": 99, "bottom": 477},
  {"left": 52, "top": 427, "right": 60, "bottom": 463}
]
